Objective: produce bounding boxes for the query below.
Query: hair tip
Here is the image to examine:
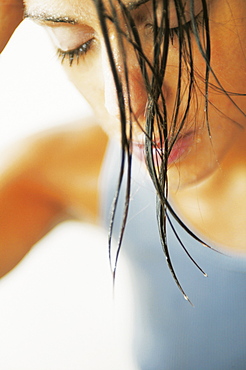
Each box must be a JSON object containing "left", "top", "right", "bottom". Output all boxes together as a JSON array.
[{"left": 184, "top": 295, "right": 194, "bottom": 306}]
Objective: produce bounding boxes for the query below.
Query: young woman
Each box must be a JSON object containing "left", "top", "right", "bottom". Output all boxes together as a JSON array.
[{"left": 1, "top": 0, "right": 246, "bottom": 368}]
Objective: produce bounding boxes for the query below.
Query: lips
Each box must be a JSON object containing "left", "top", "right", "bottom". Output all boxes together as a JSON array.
[
  {"left": 167, "top": 132, "right": 194, "bottom": 165},
  {"left": 132, "top": 131, "right": 194, "bottom": 166}
]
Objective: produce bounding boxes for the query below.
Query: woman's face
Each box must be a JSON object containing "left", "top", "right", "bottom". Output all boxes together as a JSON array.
[{"left": 25, "top": 0, "right": 246, "bottom": 189}]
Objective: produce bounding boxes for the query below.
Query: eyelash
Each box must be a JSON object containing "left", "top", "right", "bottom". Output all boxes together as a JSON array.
[
  {"left": 169, "top": 12, "right": 203, "bottom": 42},
  {"left": 57, "top": 39, "right": 94, "bottom": 66},
  {"left": 145, "top": 11, "right": 203, "bottom": 41},
  {"left": 57, "top": 12, "right": 203, "bottom": 67}
]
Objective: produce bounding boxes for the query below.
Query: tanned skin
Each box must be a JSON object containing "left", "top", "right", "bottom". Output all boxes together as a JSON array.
[{"left": 0, "top": 4, "right": 108, "bottom": 276}]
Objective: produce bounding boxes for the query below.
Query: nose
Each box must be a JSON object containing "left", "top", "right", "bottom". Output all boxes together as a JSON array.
[{"left": 101, "top": 39, "right": 149, "bottom": 123}]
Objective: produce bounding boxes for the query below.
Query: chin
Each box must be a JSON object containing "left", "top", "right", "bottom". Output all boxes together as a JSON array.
[{"left": 167, "top": 155, "right": 222, "bottom": 191}]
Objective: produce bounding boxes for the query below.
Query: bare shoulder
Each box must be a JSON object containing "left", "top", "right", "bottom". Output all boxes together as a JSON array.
[
  {"left": 31, "top": 119, "right": 108, "bottom": 170},
  {"left": 1, "top": 118, "right": 109, "bottom": 222}
]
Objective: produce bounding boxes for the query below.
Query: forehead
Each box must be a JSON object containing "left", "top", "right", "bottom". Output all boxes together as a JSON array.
[
  {"left": 24, "top": 0, "right": 97, "bottom": 20},
  {"left": 24, "top": 0, "right": 149, "bottom": 21}
]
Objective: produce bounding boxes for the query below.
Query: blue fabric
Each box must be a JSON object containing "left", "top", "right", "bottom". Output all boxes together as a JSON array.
[{"left": 100, "top": 140, "right": 246, "bottom": 370}]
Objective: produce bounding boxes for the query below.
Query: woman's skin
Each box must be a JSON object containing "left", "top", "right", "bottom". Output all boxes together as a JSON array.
[
  {"left": 0, "top": 0, "right": 246, "bottom": 276},
  {"left": 0, "top": 0, "right": 24, "bottom": 52},
  {"left": 0, "top": 2, "right": 107, "bottom": 276}
]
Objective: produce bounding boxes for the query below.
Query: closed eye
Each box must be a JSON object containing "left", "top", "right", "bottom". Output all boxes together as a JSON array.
[
  {"left": 168, "top": 10, "right": 204, "bottom": 42},
  {"left": 57, "top": 38, "right": 95, "bottom": 66},
  {"left": 145, "top": 10, "right": 204, "bottom": 44}
]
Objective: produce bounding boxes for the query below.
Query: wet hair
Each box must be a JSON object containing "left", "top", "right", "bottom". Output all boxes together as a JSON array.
[{"left": 93, "top": 0, "right": 245, "bottom": 302}]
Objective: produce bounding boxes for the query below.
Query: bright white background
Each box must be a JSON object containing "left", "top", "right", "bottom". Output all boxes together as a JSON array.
[{"left": 0, "top": 20, "right": 136, "bottom": 370}]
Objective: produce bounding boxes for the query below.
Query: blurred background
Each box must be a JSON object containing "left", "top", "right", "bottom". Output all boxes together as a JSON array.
[{"left": 0, "top": 19, "right": 136, "bottom": 370}]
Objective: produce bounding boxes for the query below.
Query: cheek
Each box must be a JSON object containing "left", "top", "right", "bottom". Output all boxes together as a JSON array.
[
  {"left": 208, "top": 0, "right": 246, "bottom": 97},
  {"left": 62, "top": 63, "right": 105, "bottom": 113},
  {"left": 208, "top": 22, "right": 246, "bottom": 129},
  {"left": 61, "top": 63, "right": 122, "bottom": 137}
]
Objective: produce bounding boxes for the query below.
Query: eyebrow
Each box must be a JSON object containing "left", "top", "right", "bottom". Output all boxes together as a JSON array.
[
  {"left": 24, "top": 11, "right": 79, "bottom": 25},
  {"left": 126, "top": 0, "right": 150, "bottom": 11},
  {"left": 24, "top": 0, "right": 151, "bottom": 25}
]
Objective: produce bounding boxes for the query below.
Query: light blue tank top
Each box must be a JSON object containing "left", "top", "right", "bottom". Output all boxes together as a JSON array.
[{"left": 100, "top": 140, "right": 246, "bottom": 370}]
